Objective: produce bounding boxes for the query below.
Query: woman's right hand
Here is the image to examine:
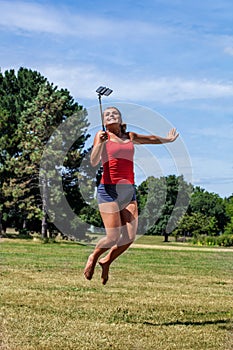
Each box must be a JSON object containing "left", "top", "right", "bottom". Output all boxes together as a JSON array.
[
  {"left": 97, "top": 130, "right": 108, "bottom": 143},
  {"left": 90, "top": 131, "right": 108, "bottom": 166}
]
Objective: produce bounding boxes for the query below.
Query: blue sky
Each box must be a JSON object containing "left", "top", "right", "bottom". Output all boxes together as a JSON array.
[{"left": 0, "top": 0, "right": 233, "bottom": 198}]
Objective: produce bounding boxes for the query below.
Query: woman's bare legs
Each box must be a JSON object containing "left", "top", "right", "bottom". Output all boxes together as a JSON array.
[
  {"left": 84, "top": 201, "right": 121, "bottom": 280},
  {"left": 99, "top": 201, "right": 138, "bottom": 284}
]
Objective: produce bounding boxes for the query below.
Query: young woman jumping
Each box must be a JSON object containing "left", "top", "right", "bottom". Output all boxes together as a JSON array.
[{"left": 84, "top": 106, "right": 179, "bottom": 284}]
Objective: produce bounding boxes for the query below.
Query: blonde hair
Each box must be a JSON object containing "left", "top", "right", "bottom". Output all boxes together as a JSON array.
[{"left": 103, "top": 106, "right": 127, "bottom": 133}]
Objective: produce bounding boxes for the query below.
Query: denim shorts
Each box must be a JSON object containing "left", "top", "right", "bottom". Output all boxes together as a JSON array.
[{"left": 97, "top": 184, "right": 136, "bottom": 208}]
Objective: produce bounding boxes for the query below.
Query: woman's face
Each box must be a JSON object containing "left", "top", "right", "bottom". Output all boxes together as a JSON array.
[{"left": 103, "top": 108, "right": 122, "bottom": 127}]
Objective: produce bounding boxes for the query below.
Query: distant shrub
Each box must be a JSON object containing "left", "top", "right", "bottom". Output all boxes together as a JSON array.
[
  {"left": 216, "top": 234, "right": 233, "bottom": 247},
  {"left": 192, "top": 234, "right": 233, "bottom": 247}
]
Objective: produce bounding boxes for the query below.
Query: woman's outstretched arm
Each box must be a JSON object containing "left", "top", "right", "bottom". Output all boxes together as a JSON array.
[{"left": 129, "top": 128, "right": 179, "bottom": 144}]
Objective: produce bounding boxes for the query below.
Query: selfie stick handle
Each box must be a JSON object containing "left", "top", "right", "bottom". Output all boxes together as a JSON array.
[{"left": 98, "top": 94, "right": 105, "bottom": 131}]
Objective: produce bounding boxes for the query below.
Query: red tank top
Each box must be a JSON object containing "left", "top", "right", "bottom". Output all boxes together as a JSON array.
[{"left": 100, "top": 139, "right": 135, "bottom": 185}]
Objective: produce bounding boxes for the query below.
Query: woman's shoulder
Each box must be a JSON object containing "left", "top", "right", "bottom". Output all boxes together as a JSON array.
[
  {"left": 128, "top": 131, "right": 137, "bottom": 141},
  {"left": 121, "top": 131, "right": 133, "bottom": 141}
]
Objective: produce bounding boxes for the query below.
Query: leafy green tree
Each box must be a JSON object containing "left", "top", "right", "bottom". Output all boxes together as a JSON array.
[
  {"left": 223, "top": 195, "right": 233, "bottom": 235},
  {"left": 223, "top": 221, "right": 233, "bottom": 235},
  {"left": 137, "top": 175, "right": 193, "bottom": 241},
  {"left": 137, "top": 176, "right": 166, "bottom": 236},
  {"left": 173, "top": 212, "right": 218, "bottom": 239},
  {"left": 79, "top": 204, "right": 103, "bottom": 228},
  {"left": 188, "top": 187, "right": 229, "bottom": 233},
  {"left": 76, "top": 150, "right": 103, "bottom": 229},
  {"left": 224, "top": 195, "right": 233, "bottom": 218},
  {"left": 0, "top": 108, "right": 10, "bottom": 233}
]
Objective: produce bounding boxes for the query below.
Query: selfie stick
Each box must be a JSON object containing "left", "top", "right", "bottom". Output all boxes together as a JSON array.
[{"left": 96, "top": 86, "right": 113, "bottom": 131}]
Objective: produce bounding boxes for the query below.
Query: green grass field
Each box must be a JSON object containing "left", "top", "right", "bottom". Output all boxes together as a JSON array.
[{"left": 0, "top": 237, "right": 233, "bottom": 350}]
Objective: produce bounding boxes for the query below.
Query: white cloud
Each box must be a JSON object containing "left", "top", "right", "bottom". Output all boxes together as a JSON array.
[
  {"left": 190, "top": 125, "right": 233, "bottom": 139},
  {"left": 39, "top": 64, "right": 106, "bottom": 99},
  {"left": 224, "top": 46, "right": 233, "bottom": 56},
  {"left": 0, "top": 1, "right": 68, "bottom": 35},
  {"left": 0, "top": 0, "right": 163, "bottom": 39},
  {"left": 114, "top": 78, "right": 233, "bottom": 102},
  {"left": 35, "top": 64, "right": 233, "bottom": 103}
]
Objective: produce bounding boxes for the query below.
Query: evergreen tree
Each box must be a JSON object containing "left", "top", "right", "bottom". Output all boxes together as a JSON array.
[
  {"left": 0, "top": 68, "right": 89, "bottom": 238},
  {"left": 0, "top": 68, "right": 47, "bottom": 232},
  {"left": 0, "top": 68, "right": 47, "bottom": 157}
]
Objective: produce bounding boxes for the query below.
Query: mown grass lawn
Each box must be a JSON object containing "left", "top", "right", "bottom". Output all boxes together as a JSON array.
[{"left": 0, "top": 238, "right": 232, "bottom": 350}]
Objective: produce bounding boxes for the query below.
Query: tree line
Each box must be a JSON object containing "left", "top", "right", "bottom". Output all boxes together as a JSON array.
[
  {"left": 137, "top": 177, "right": 233, "bottom": 245},
  {"left": 0, "top": 68, "right": 232, "bottom": 245}
]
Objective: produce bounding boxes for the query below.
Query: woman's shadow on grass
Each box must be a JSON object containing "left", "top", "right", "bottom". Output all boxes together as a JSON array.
[{"left": 142, "top": 318, "right": 232, "bottom": 328}]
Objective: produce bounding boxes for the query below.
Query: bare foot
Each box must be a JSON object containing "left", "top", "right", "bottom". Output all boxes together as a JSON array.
[
  {"left": 99, "top": 259, "right": 110, "bottom": 285},
  {"left": 84, "top": 254, "right": 96, "bottom": 280}
]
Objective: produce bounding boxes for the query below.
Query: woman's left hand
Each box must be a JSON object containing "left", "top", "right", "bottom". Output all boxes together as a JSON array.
[{"left": 166, "top": 128, "right": 179, "bottom": 142}]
